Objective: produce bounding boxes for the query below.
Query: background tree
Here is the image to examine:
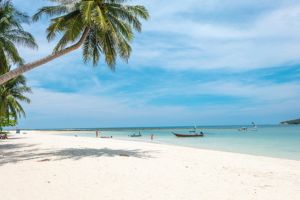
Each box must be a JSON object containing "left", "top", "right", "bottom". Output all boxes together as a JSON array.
[
  {"left": 0, "top": 0, "right": 149, "bottom": 85},
  {"left": 0, "top": 71, "right": 32, "bottom": 122},
  {"left": 0, "top": 114, "right": 16, "bottom": 133}
]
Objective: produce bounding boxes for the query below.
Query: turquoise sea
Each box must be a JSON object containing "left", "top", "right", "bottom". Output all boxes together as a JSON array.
[{"left": 59, "top": 125, "right": 300, "bottom": 160}]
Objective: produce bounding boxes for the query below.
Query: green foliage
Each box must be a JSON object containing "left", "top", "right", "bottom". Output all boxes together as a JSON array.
[
  {"left": 0, "top": 0, "right": 37, "bottom": 74},
  {"left": 0, "top": 72, "right": 32, "bottom": 121},
  {"left": 0, "top": 115, "right": 16, "bottom": 131},
  {"left": 33, "top": 0, "right": 149, "bottom": 69},
  {"left": 281, "top": 118, "right": 300, "bottom": 125},
  {"left": 0, "top": 114, "right": 16, "bottom": 132}
]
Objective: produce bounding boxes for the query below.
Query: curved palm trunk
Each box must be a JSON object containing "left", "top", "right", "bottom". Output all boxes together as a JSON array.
[{"left": 0, "top": 28, "right": 90, "bottom": 85}]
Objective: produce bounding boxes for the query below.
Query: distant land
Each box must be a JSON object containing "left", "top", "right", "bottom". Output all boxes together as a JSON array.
[{"left": 281, "top": 118, "right": 300, "bottom": 125}]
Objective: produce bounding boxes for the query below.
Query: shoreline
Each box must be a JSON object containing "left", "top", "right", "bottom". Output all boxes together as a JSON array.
[
  {"left": 1, "top": 132, "right": 300, "bottom": 200},
  {"left": 13, "top": 130, "right": 300, "bottom": 161}
]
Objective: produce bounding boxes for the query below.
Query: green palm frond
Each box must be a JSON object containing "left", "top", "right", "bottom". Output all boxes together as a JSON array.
[
  {"left": 0, "top": 72, "right": 31, "bottom": 121},
  {"left": 34, "top": 0, "right": 149, "bottom": 68},
  {"left": 33, "top": 5, "right": 70, "bottom": 22},
  {"left": 0, "top": 0, "right": 38, "bottom": 73},
  {"left": 6, "top": 29, "right": 37, "bottom": 49}
]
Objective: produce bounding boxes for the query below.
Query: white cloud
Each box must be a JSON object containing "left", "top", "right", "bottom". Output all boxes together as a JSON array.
[
  {"left": 18, "top": 78, "right": 300, "bottom": 128},
  {"left": 129, "top": 1, "right": 300, "bottom": 71},
  {"left": 19, "top": 88, "right": 192, "bottom": 128}
]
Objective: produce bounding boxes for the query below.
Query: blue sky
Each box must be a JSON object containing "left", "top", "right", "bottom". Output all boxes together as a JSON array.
[{"left": 12, "top": 0, "right": 300, "bottom": 128}]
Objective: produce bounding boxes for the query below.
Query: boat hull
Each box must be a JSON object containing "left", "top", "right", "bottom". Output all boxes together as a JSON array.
[
  {"left": 129, "top": 135, "right": 142, "bottom": 137},
  {"left": 172, "top": 132, "right": 204, "bottom": 137}
]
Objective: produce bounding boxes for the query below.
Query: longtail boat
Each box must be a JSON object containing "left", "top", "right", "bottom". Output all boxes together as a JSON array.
[
  {"left": 172, "top": 132, "right": 204, "bottom": 137},
  {"left": 129, "top": 131, "right": 142, "bottom": 137}
]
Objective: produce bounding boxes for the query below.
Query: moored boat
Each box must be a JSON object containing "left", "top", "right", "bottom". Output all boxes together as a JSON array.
[
  {"left": 129, "top": 131, "right": 142, "bottom": 137},
  {"left": 172, "top": 132, "right": 204, "bottom": 137}
]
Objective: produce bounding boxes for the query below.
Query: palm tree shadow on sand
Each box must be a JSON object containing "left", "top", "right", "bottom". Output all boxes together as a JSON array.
[{"left": 0, "top": 142, "right": 158, "bottom": 166}]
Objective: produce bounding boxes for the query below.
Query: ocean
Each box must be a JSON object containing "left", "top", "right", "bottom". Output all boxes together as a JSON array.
[{"left": 58, "top": 125, "right": 300, "bottom": 160}]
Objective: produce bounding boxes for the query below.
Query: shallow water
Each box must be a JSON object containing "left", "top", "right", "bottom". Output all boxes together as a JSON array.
[{"left": 59, "top": 125, "right": 300, "bottom": 160}]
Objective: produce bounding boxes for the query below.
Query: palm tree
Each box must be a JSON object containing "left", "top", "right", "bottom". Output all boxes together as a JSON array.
[
  {"left": 0, "top": 0, "right": 35, "bottom": 123},
  {"left": 0, "top": 71, "right": 31, "bottom": 121},
  {"left": 0, "top": 0, "right": 149, "bottom": 85},
  {"left": 0, "top": 0, "right": 37, "bottom": 74}
]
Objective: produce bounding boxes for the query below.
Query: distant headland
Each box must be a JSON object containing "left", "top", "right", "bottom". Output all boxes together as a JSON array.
[{"left": 281, "top": 118, "right": 300, "bottom": 125}]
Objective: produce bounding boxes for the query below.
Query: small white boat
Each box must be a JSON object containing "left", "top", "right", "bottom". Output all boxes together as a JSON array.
[{"left": 250, "top": 122, "right": 258, "bottom": 131}]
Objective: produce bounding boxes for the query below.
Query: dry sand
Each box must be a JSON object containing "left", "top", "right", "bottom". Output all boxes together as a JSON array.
[{"left": 0, "top": 132, "right": 299, "bottom": 200}]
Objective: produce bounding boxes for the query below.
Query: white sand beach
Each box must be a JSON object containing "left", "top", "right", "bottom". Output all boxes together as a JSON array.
[{"left": 0, "top": 132, "right": 300, "bottom": 200}]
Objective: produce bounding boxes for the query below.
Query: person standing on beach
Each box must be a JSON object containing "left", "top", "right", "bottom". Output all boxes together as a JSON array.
[
  {"left": 96, "top": 129, "right": 99, "bottom": 138},
  {"left": 151, "top": 134, "right": 154, "bottom": 140}
]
